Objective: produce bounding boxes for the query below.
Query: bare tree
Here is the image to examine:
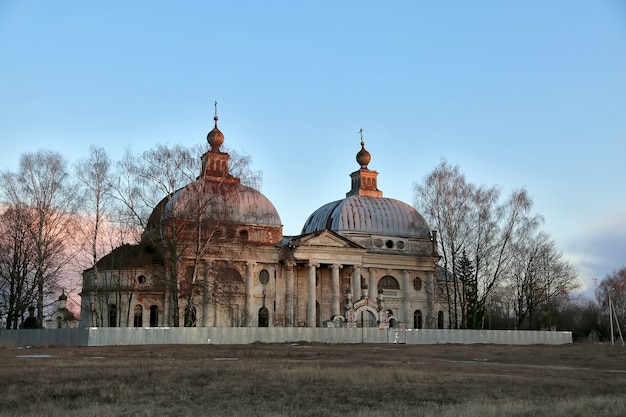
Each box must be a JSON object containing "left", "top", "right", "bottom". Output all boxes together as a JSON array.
[
  {"left": 467, "top": 188, "right": 543, "bottom": 329},
  {"left": 0, "top": 205, "right": 37, "bottom": 328},
  {"left": 414, "top": 162, "right": 547, "bottom": 329},
  {"left": 0, "top": 151, "right": 79, "bottom": 326},
  {"left": 414, "top": 160, "right": 475, "bottom": 328},
  {"left": 167, "top": 145, "right": 261, "bottom": 328},
  {"left": 133, "top": 144, "right": 200, "bottom": 327},
  {"left": 75, "top": 146, "right": 114, "bottom": 326},
  {"left": 598, "top": 266, "right": 626, "bottom": 335},
  {"left": 102, "top": 131, "right": 264, "bottom": 328},
  {"left": 507, "top": 232, "right": 579, "bottom": 329}
]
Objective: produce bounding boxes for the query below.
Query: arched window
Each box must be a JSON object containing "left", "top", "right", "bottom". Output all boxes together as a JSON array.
[
  {"left": 108, "top": 304, "right": 117, "bottom": 327},
  {"left": 414, "top": 310, "right": 423, "bottom": 329},
  {"left": 258, "top": 307, "right": 269, "bottom": 327},
  {"left": 149, "top": 305, "right": 159, "bottom": 327},
  {"left": 133, "top": 305, "right": 143, "bottom": 327},
  {"left": 378, "top": 275, "right": 400, "bottom": 291},
  {"left": 239, "top": 229, "right": 249, "bottom": 240},
  {"left": 56, "top": 316, "right": 62, "bottom": 329}
]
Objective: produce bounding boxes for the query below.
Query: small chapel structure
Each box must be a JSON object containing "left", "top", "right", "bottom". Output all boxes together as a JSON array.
[{"left": 79, "top": 112, "right": 446, "bottom": 329}]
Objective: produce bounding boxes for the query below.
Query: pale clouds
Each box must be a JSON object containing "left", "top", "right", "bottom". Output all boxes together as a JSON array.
[{"left": 563, "top": 211, "right": 626, "bottom": 298}]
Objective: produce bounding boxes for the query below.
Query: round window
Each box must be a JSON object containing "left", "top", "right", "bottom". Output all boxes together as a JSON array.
[{"left": 137, "top": 275, "right": 146, "bottom": 284}]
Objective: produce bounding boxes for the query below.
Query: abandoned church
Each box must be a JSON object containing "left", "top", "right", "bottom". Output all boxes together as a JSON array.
[{"left": 79, "top": 114, "right": 447, "bottom": 329}]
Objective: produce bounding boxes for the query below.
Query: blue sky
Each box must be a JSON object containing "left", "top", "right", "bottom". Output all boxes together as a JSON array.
[{"left": 1, "top": 1, "right": 625, "bottom": 299}]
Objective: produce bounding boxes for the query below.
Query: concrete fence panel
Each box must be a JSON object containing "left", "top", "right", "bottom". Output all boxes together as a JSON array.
[{"left": 0, "top": 327, "right": 573, "bottom": 348}]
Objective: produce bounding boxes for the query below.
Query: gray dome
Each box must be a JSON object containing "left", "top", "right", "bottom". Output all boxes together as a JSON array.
[
  {"left": 301, "top": 195, "right": 430, "bottom": 238},
  {"left": 148, "top": 182, "right": 281, "bottom": 229}
]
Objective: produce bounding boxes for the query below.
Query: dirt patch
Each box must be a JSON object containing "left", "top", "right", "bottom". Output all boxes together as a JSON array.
[{"left": 2, "top": 343, "right": 626, "bottom": 417}]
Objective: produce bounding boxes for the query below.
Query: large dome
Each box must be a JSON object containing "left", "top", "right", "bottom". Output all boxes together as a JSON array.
[
  {"left": 148, "top": 181, "right": 281, "bottom": 229},
  {"left": 301, "top": 194, "right": 430, "bottom": 238},
  {"left": 146, "top": 110, "right": 282, "bottom": 244}
]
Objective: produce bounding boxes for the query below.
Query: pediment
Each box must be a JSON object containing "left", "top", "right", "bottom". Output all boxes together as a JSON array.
[{"left": 295, "top": 230, "right": 361, "bottom": 249}]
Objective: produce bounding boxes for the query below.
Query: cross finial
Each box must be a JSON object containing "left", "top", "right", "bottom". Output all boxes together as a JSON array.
[
  {"left": 359, "top": 128, "right": 364, "bottom": 145},
  {"left": 214, "top": 101, "right": 218, "bottom": 118}
]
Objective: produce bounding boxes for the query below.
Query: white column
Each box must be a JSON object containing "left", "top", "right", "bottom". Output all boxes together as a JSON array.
[
  {"left": 426, "top": 270, "right": 435, "bottom": 329},
  {"left": 163, "top": 271, "right": 171, "bottom": 326},
  {"left": 245, "top": 262, "right": 255, "bottom": 323},
  {"left": 331, "top": 264, "right": 342, "bottom": 317},
  {"left": 202, "top": 260, "right": 211, "bottom": 327},
  {"left": 402, "top": 269, "right": 411, "bottom": 325},
  {"left": 368, "top": 268, "right": 377, "bottom": 301},
  {"left": 285, "top": 261, "right": 295, "bottom": 327},
  {"left": 352, "top": 266, "right": 361, "bottom": 300},
  {"left": 307, "top": 263, "right": 318, "bottom": 327}
]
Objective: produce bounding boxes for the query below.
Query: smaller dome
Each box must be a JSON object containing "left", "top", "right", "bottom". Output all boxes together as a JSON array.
[
  {"left": 301, "top": 195, "right": 431, "bottom": 238},
  {"left": 356, "top": 141, "right": 371, "bottom": 168},
  {"left": 207, "top": 116, "right": 224, "bottom": 150}
]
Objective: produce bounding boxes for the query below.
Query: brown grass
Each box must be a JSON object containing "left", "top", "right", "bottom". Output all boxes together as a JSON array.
[{"left": 1, "top": 343, "right": 626, "bottom": 416}]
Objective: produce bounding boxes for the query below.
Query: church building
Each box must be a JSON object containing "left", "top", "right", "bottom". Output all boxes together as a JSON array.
[{"left": 79, "top": 114, "right": 446, "bottom": 329}]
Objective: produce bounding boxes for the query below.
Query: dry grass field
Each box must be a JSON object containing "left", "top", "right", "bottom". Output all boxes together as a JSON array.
[{"left": 1, "top": 342, "right": 626, "bottom": 417}]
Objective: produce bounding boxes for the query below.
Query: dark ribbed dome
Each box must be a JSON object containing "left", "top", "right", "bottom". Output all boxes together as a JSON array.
[{"left": 301, "top": 195, "right": 430, "bottom": 238}]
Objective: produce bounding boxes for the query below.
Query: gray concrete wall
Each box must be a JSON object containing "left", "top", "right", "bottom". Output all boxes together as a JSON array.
[
  {"left": 0, "top": 328, "right": 89, "bottom": 347},
  {"left": 0, "top": 327, "right": 572, "bottom": 347}
]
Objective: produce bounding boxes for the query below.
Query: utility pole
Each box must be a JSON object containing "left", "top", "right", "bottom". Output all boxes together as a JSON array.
[{"left": 608, "top": 294, "right": 624, "bottom": 346}]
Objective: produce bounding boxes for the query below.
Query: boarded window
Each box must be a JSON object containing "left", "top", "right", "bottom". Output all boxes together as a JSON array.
[
  {"left": 258, "top": 307, "right": 269, "bottom": 327},
  {"left": 133, "top": 305, "right": 143, "bottom": 327},
  {"left": 149, "top": 305, "right": 159, "bottom": 327},
  {"left": 108, "top": 304, "right": 117, "bottom": 327},
  {"left": 414, "top": 310, "right": 423, "bottom": 329}
]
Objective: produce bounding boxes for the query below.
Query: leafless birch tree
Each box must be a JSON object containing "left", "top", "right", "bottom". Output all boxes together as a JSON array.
[
  {"left": 414, "top": 161, "right": 570, "bottom": 329},
  {"left": 75, "top": 146, "right": 114, "bottom": 326},
  {"left": 0, "top": 151, "right": 79, "bottom": 326}
]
